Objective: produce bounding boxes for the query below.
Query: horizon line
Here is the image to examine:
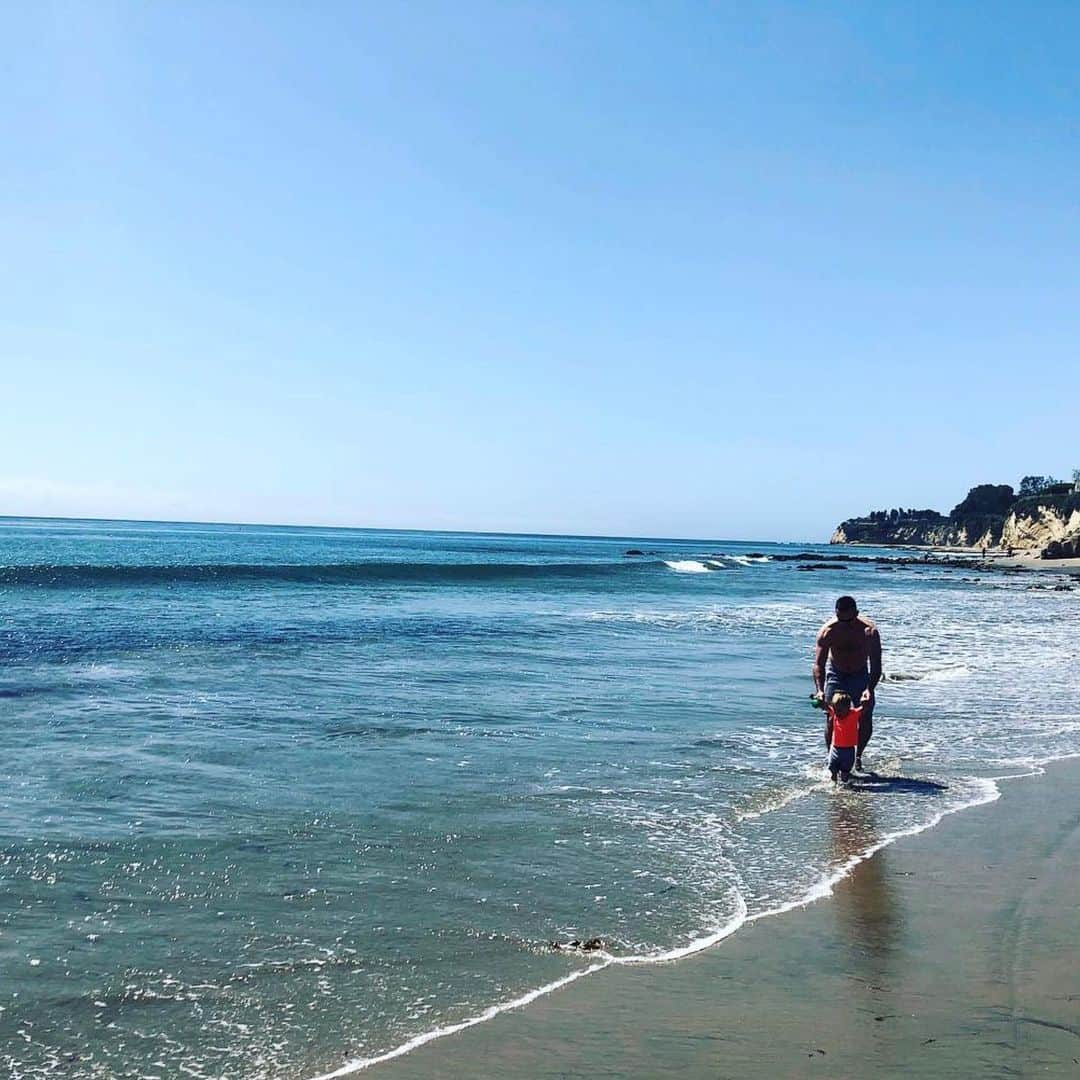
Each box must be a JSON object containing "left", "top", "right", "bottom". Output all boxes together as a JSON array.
[{"left": 0, "top": 513, "right": 829, "bottom": 548}]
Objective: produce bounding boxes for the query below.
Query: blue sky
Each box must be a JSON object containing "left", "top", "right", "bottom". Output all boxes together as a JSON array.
[{"left": 4, "top": 2, "right": 1078, "bottom": 540}]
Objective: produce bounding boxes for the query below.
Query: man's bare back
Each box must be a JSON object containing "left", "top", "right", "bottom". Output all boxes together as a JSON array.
[{"left": 815, "top": 613, "right": 880, "bottom": 676}]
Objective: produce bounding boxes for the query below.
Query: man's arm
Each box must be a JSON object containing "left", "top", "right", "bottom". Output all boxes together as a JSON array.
[
  {"left": 812, "top": 627, "right": 829, "bottom": 697},
  {"left": 867, "top": 626, "right": 882, "bottom": 690}
]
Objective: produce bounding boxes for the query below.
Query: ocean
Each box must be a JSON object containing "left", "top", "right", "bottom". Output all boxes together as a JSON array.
[{"left": 2, "top": 518, "right": 1077, "bottom": 1079}]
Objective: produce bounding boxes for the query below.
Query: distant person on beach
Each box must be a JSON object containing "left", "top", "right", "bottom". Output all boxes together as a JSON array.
[
  {"left": 813, "top": 595, "right": 881, "bottom": 770},
  {"left": 824, "top": 691, "right": 862, "bottom": 783}
]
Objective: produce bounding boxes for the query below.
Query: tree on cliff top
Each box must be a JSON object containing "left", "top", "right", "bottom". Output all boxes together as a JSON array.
[
  {"left": 950, "top": 484, "right": 1015, "bottom": 518},
  {"left": 1018, "top": 475, "right": 1061, "bottom": 497}
]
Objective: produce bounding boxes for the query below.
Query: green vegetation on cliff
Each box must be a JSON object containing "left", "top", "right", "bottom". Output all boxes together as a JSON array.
[{"left": 950, "top": 484, "right": 1015, "bottom": 517}]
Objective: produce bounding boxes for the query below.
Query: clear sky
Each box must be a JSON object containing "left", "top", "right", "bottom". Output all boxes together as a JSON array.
[{"left": 4, "top": 2, "right": 1078, "bottom": 540}]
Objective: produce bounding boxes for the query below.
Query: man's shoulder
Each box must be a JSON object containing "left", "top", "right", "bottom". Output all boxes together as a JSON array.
[{"left": 859, "top": 616, "right": 878, "bottom": 634}]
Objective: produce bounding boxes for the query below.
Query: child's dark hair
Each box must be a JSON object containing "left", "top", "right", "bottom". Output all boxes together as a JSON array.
[{"left": 830, "top": 691, "right": 852, "bottom": 710}]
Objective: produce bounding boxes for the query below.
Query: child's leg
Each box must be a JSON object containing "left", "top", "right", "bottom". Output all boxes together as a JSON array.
[{"left": 834, "top": 747, "right": 854, "bottom": 783}]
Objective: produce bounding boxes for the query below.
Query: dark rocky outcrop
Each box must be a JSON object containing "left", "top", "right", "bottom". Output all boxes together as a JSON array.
[
  {"left": 1042, "top": 538, "right": 1080, "bottom": 559},
  {"left": 551, "top": 937, "right": 605, "bottom": 952}
]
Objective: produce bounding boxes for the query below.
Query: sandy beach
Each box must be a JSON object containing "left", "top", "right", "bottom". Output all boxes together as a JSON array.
[
  {"left": 861, "top": 543, "right": 1080, "bottom": 574},
  {"left": 992, "top": 555, "right": 1080, "bottom": 572},
  {"left": 939, "top": 549, "right": 1080, "bottom": 573},
  {"left": 370, "top": 758, "right": 1080, "bottom": 1079}
]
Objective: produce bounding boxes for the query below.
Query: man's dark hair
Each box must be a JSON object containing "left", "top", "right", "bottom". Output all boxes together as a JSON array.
[{"left": 835, "top": 595, "right": 858, "bottom": 613}]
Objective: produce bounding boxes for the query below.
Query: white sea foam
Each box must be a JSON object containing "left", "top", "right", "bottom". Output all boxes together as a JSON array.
[
  {"left": 579, "top": 599, "right": 820, "bottom": 635},
  {"left": 305, "top": 961, "right": 610, "bottom": 1079},
  {"left": 663, "top": 560, "right": 712, "bottom": 574},
  {"left": 919, "top": 664, "right": 974, "bottom": 682},
  {"left": 732, "top": 776, "right": 824, "bottom": 822},
  {"left": 704, "top": 553, "right": 770, "bottom": 566},
  {"left": 884, "top": 664, "right": 974, "bottom": 683},
  {"left": 610, "top": 893, "right": 748, "bottom": 964}
]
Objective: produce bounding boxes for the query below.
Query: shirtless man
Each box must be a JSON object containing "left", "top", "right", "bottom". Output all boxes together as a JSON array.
[{"left": 812, "top": 595, "right": 882, "bottom": 770}]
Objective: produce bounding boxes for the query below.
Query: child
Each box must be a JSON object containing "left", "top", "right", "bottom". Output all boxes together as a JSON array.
[{"left": 825, "top": 691, "right": 863, "bottom": 783}]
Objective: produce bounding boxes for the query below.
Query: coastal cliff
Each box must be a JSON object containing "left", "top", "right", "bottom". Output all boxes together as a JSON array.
[
  {"left": 999, "top": 501, "right": 1080, "bottom": 557},
  {"left": 831, "top": 481, "right": 1080, "bottom": 558}
]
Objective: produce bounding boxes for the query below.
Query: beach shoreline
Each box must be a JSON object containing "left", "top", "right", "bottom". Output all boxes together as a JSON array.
[
  {"left": 849, "top": 541, "right": 1080, "bottom": 573},
  {"left": 348, "top": 757, "right": 1080, "bottom": 1079}
]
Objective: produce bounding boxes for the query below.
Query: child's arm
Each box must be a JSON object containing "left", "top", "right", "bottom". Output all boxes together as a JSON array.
[{"left": 824, "top": 712, "right": 833, "bottom": 750}]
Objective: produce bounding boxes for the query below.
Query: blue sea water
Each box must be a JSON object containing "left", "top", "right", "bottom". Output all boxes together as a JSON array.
[{"left": 2, "top": 518, "right": 1078, "bottom": 1079}]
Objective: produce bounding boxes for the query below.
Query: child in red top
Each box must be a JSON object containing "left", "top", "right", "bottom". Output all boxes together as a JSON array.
[{"left": 825, "top": 691, "right": 863, "bottom": 783}]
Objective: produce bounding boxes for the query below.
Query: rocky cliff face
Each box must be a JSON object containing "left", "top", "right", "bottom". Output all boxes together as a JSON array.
[
  {"left": 829, "top": 515, "right": 1002, "bottom": 547},
  {"left": 831, "top": 492, "right": 1080, "bottom": 557},
  {"left": 830, "top": 520, "right": 956, "bottom": 545},
  {"left": 1000, "top": 502, "right": 1080, "bottom": 557}
]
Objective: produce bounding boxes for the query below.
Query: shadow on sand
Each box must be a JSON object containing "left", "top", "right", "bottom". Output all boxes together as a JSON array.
[{"left": 846, "top": 774, "right": 948, "bottom": 795}]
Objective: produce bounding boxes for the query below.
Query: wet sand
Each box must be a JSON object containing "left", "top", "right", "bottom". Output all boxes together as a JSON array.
[
  {"left": 368, "top": 758, "right": 1080, "bottom": 1079},
  {"left": 993, "top": 555, "right": 1080, "bottom": 572}
]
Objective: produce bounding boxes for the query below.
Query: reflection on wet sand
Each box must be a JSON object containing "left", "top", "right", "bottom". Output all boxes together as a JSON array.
[
  {"left": 828, "top": 791, "right": 900, "bottom": 977},
  {"left": 827, "top": 776, "right": 951, "bottom": 985}
]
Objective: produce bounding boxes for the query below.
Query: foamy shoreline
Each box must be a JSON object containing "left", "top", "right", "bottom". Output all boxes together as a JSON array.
[
  {"left": 323, "top": 756, "right": 1079, "bottom": 1078},
  {"left": 307, "top": 756, "right": 1079, "bottom": 1079}
]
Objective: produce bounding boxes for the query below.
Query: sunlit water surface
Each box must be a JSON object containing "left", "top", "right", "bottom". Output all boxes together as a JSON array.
[{"left": 2, "top": 519, "right": 1077, "bottom": 1078}]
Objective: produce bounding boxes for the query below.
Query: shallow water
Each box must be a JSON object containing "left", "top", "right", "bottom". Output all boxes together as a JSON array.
[{"left": 2, "top": 519, "right": 1078, "bottom": 1078}]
